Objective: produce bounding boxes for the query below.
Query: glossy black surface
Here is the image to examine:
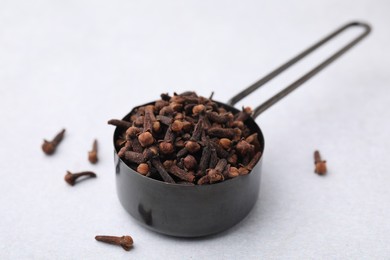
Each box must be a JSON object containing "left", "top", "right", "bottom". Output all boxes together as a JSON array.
[{"left": 114, "top": 101, "right": 265, "bottom": 237}]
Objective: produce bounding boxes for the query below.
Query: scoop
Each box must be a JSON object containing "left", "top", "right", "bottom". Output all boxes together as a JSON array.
[{"left": 113, "top": 22, "right": 370, "bottom": 237}]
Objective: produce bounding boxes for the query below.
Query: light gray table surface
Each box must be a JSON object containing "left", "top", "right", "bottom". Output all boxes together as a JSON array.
[{"left": 1, "top": 0, "right": 390, "bottom": 259}]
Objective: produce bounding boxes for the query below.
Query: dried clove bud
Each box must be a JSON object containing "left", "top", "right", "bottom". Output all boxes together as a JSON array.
[
  {"left": 208, "top": 147, "right": 218, "bottom": 169},
  {"left": 42, "top": 129, "right": 66, "bottom": 155},
  {"left": 184, "top": 103, "right": 196, "bottom": 115},
  {"left": 163, "top": 160, "right": 195, "bottom": 182},
  {"left": 206, "top": 159, "right": 227, "bottom": 183},
  {"left": 137, "top": 163, "right": 150, "bottom": 175},
  {"left": 231, "top": 120, "right": 244, "bottom": 129},
  {"left": 151, "top": 158, "right": 175, "bottom": 183},
  {"left": 210, "top": 141, "right": 229, "bottom": 159},
  {"left": 245, "top": 133, "right": 261, "bottom": 151},
  {"left": 174, "top": 138, "right": 185, "bottom": 149},
  {"left": 197, "top": 144, "right": 211, "bottom": 176},
  {"left": 156, "top": 115, "right": 173, "bottom": 125},
  {"left": 160, "top": 93, "right": 171, "bottom": 101},
  {"left": 155, "top": 100, "right": 169, "bottom": 111},
  {"left": 206, "top": 111, "right": 233, "bottom": 124},
  {"left": 124, "top": 151, "right": 145, "bottom": 164},
  {"left": 185, "top": 140, "right": 201, "bottom": 153},
  {"left": 64, "top": 171, "right": 96, "bottom": 186},
  {"left": 314, "top": 150, "right": 327, "bottom": 175},
  {"left": 247, "top": 152, "right": 261, "bottom": 170},
  {"left": 170, "top": 102, "right": 182, "bottom": 112},
  {"left": 235, "top": 106, "right": 253, "bottom": 122},
  {"left": 159, "top": 126, "right": 175, "bottom": 154},
  {"left": 190, "top": 118, "right": 204, "bottom": 141},
  {"left": 131, "top": 137, "right": 143, "bottom": 153},
  {"left": 95, "top": 235, "right": 133, "bottom": 251},
  {"left": 227, "top": 152, "right": 238, "bottom": 165},
  {"left": 197, "top": 175, "right": 210, "bottom": 185},
  {"left": 238, "top": 167, "right": 250, "bottom": 175},
  {"left": 143, "top": 146, "right": 158, "bottom": 161},
  {"left": 236, "top": 140, "right": 253, "bottom": 156},
  {"left": 138, "top": 132, "right": 154, "bottom": 147},
  {"left": 176, "top": 147, "right": 189, "bottom": 158},
  {"left": 108, "top": 119, "right": 132, "bottom": 129},
  {"left": 134, "top": 116, "right": 144, "bottom": 126},
  {"left": 192, "top": 104, "right": 205, "bottom": 115},
  {"left": 171, "top": 120, "right": 184, "bottom": 132},
  {"left": 182, "top": 155, "right": 197, "bottom": 170},
  {"left": 126, "top": 126, "right": 141, "bottom": 139},
  {"left": 179, "top": 91, "right": 198, "bottom": 97},
  {"left": 207, "top": 127, "right": 236, "bottom": 139},
  {"left": 88, "top": 139, "right": 98, "bottom": 164},
  {"left": 174, "top": 113, "right": 184, "bottom": 120},
  {"left": 159, "top": 142, "right": 174, "bottom": 155},
  {"left": 152, "top": 121, "right": 161, "bottom": 133},
  {"left": 159, "top": 105, "right": 174, "bottom": 116},
  {"left": 181, "top": 121, "right": 193, "bottom": 133},
  {"left": 219, "top": 138, "right": 232, "bottom": 150},
  {"left": 228, "top": 166, "right": 239, "bottom": 178}
]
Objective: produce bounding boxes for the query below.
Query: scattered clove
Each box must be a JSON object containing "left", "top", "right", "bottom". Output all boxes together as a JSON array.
[
  {"left": 88, "top": 139, "right": 98, "bottom": 164},
  {"left": 42, "top": 129, "right": 66, "bottom": 155},
  {"left": 64, "top": 171, "right": 96, "bottom": 186},
  {"left": 95, "top": 235, "right": 133, "bottom": 251},
  {"left": 314, "top": 150, "right": 327, "bottom": 175}
]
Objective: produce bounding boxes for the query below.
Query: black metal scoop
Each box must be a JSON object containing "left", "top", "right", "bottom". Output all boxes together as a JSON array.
[{"left": 113, "top": 22, "right": 370, "bottom": 237}]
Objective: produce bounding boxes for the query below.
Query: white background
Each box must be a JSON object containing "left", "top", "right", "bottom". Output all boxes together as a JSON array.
[{"left": 1, "top": 0, "right": 390, "bottom": 259}]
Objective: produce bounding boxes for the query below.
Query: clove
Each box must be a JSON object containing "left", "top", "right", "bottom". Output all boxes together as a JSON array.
[
  {"left": 206, "top": 111, "right": 233, "bottom": 124},
  {"left": 88, "top": 139, "right": 98, "bottom": 164},
  {"left": 95, "top": 235, "right": 133, "bottom": 251},
  {"left": 156, "top": 115, "right": 173, "bottom": 126},
  {"left": 207, "top": 127, "right": 235, "bottom": 139},
  {"left": 314, "top": 150, "right": 327, "bottom": 175},
  {"left": 42, "top": 129, "right": 66, "bottom": 155},
  {"left": 203, "top": 159, "right": 227, "bottom": 184},
  {"left": 151, "top": 158, "right": 175, "bottom": 183},
  {"left": 163, "top": 160, "right": 195, "bottom": 182},
  {"left": 197, "top": 143, "right": 211, "bottom": 176},
  {"left": 124, "top": 151, "right": 145, "bottom": 164},
  {"left": 182, "top": 155, "right": 197, "bottom": 170},
  {"left": 159, "top": 126, "right": 175, "bottom": 154},
  {"left": 138, "top": 106, "right": 155, "bottom": 147},
  {"left": 247, "top": 151, "right": 262, "bottom": 170},
  {"left": 64, "top": 171, "right": 96, "bottom": 186},
  {"left": 137, "top": 163, "right": 150, "bottom": 175},
  {"left": 235, "top": 106, "right": 253, "bottom": 122},
  {"left": 108, "top": 119, "right": 132, "bottom": 129}
]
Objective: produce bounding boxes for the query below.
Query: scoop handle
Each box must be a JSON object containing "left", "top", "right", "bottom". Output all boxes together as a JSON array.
[{"left": 228, "top": 21, "right": 371, "bottom": 119}]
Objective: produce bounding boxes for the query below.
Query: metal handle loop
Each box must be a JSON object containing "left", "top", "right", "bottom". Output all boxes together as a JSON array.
[{"left": 228, "top": 21, "right": 371, "bottom": 119}]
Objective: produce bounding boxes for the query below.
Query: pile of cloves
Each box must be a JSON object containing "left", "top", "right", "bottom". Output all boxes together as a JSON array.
[{"left": 108, "top": 91, "right": 262, "bottom": 185}]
